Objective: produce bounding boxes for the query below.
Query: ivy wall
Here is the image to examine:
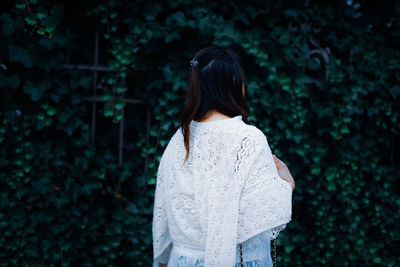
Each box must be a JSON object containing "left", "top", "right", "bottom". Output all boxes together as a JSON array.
[{"left": 1, "top": 0, "right": 399, "bottom": 266}]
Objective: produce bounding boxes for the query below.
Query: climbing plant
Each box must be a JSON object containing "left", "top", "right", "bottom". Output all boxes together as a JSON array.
[{"left": 1, "top": 0, "right": 399, "bottom": 266}]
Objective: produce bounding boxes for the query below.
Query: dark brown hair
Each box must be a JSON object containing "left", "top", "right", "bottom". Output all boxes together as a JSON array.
[{"left": 179, "top": 46, "right": 250, "bottom": 162}]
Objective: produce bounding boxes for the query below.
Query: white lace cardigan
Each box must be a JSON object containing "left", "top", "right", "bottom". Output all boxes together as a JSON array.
[{"left": 152, "top": 115, "right": 293, "bottom": 266}]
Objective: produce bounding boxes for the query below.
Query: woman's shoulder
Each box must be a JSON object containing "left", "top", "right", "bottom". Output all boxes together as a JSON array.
[
  {"left": 230, "top": 121, "right": 268, "bottom": 143},
  {"left": 165, "top": 122, "right": 269, "bottom": 154},
  {"left": 172, "top": 122, "right": 268, "bottom": 142}
]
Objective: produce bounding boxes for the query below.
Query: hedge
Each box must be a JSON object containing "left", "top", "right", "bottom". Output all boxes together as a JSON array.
[{"left": 1, "top": 0, "right": 399, "bottom": 266}]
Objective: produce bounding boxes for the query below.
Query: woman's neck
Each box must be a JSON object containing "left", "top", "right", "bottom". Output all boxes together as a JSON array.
[{"left": 196, "top": 110, "right": 231, "bottom": 122}]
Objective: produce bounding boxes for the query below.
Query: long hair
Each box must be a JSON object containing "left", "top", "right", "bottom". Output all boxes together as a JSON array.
[{"left": 179, "top": 46, "right": 250, "bottom": 163}]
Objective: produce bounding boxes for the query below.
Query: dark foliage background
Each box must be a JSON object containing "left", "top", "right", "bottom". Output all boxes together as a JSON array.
[{"left": 1, "top": 0, "right": 399, "bottom": 266}]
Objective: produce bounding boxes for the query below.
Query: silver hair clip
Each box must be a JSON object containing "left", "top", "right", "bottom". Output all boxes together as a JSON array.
[{"left": 190, "top": 59, "right": 199, "bottom": 67}]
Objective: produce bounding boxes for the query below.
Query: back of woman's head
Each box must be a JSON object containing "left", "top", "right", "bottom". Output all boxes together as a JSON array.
[{"left": 179, "top": 45, "right": 250, "bottom": 162}]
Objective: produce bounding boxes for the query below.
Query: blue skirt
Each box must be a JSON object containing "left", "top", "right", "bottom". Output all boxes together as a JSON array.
[{"left": 167, "top": 230, "right": 273, "bottom": 267}]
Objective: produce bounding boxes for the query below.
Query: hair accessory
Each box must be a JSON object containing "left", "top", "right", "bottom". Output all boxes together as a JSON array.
[{"left": 190, "top": 59, "right": 199, "bottom": 67}]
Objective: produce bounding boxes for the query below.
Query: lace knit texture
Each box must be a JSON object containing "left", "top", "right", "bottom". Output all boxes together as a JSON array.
[{"left": 152, "top": 115, "right": 293, "bottom": 267}]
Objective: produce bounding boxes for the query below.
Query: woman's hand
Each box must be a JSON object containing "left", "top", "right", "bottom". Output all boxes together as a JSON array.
[{"left": 273, "top": 154, "right": 295, "bottom": 191}]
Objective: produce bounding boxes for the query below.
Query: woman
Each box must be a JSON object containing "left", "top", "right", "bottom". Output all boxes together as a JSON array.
[{"left": 152, "top": 46, "right": 295, "bottom": 267}]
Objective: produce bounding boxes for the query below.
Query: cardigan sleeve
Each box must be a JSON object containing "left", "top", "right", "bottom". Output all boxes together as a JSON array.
[
  {"left": 203, "top": 129, "right": 292, "bottom": 267},
  {"left": 152, "top": 151, "right": 172, "bottom": 267},
  {"left": 237, "top": 130, "right": 293, "bottom": 243}
]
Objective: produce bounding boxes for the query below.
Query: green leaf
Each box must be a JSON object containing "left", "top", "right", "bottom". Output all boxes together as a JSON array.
[
  {"left": 104, "top": 104, "right": 114, "bottom": 117},
  {"left": 23, "top": 80, "right": 51, "bottom": 101},
  {"left": 46, "top": 106, "right": 57, "bottom": 116},
  {"left": 37, "top": 27, "right": 46, "bottom": 35},
  {"left": 36, "top": 12, "right": 47, "bottom": 20},
  {"left": 115, "top": 86, "right": 127, "bottom": 94},
  {"left": 1, "top": 14, "right": 17, "bottom": 36},
  {"left": 113, "top": 99, "right": 125, "bottom": 110},
  {"left": 9, "top": 45, "right": 33, "bottom": 68},
  {"left": 15, "top": 3, "right": 26, "bottom": 9},
  {"left": 25, "top": 15, "right": 37, "bottom": 25},
  {"left": 0, "top": 74, "right": 20, "bottom": 89}
]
